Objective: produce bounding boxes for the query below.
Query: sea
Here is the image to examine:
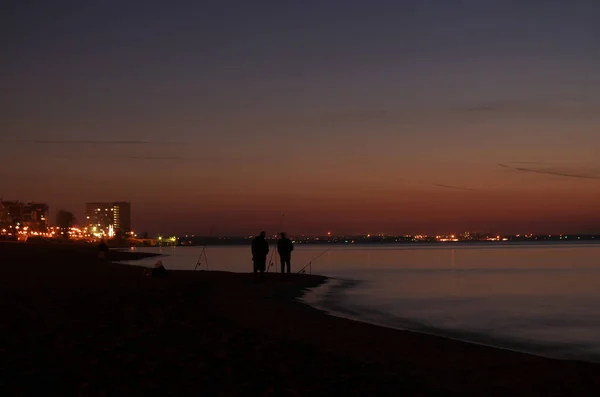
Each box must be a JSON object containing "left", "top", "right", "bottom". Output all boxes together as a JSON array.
[{"left": 122, "top": 242, "right": 600, "bottom": 363}]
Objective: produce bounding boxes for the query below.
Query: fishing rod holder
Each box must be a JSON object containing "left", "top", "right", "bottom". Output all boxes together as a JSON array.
[
  {"left": 298, "top": 261, "right": 312, "bottom": 274},
  {"left": 298, "top": 246, "right": 330, "bottom": 274}
]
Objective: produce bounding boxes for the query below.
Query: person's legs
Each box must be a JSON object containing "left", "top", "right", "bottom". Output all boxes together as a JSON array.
[
  {"left": 280, "top": 257, "right": 285, "bottom": 274},
  {"left": 286, "top": 258, "right": 291, "bottom": 274}
]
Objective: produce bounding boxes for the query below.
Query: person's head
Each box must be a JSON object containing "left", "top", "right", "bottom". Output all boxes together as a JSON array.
[
  {"left": 280, "top": 232, "right": 286, "bottom": 238},
  {"left": 259, "top": 231, "right": 266, "bottom": 238}
]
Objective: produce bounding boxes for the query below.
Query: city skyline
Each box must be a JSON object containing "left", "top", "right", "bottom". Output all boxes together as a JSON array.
[
  {"left": 1, "top": 195, "right": 598, "bottom": 237},
  {"left": 2, "top": 1, "right": 599, "bottom": 235}
]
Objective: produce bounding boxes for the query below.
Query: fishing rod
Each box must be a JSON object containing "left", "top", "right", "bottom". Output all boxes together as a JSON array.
[
  {"left": 266, "top": 242, "right": 277, "bottom": 273},
  {"left": 194, "top": 224, "right": 215, "bottom": 271},
  {"left": 297, "top": 246, "right": 331, "bottom": 275},
  {"left": 266, "top": 213, "right": 285, "bottom": 273}
]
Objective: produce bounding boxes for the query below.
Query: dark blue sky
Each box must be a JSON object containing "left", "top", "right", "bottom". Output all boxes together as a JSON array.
[{"left": 2, "top": 0, "right": 599, "bottom": 234}]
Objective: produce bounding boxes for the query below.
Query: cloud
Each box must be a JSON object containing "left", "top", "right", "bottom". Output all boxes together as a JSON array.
[
  {"left": 433, "top": 184, "right": 478, "bottom": 191},
  {"left": 33, "top": 140, "right": 155, "bottom": 145},
  {"left": 51, "top": 154, "right": 283, "bottom": 165},
  {"left": 463, "top": 106, "right": 498, "bottom": 113},
  {"left": 315, "top": 109, "right": 394, "bottom": 123},
  {"left": 244, "top": 108, "right": 414, "bottom": 129},
  {"left": 127, "top": 156, "right": 185, "bottom": 160},
  {"left": 1, "top": 139, "right": 184, "bottom": 145},
  {"left": 55, "top": 155, "right": 231, "bottom": 162},
  {"left": 507, "top": 161, "right": 547, "bottom": 165},
  {"left": 498, "top": 163, "right": 600, "bottom": 180},
  {"left": 460, "top": 98, "right": 596, "bottom": 116}
]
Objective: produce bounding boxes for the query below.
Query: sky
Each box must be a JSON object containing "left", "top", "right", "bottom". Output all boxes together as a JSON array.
[{"left": 1, "top": 0, "right": 599, "bottom": 235}]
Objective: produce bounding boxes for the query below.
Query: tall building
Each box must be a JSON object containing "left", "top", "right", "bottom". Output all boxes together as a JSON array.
[
  {"left": 23, "top": 202, "right": 49, "bottom": 231},
  {"left": 0, "top": 201, "right": 9, "bottom": 227},
  {"left": 1, "top": 200, "right": 24, "bottom": 224},
  {"left": 85, "top": 202, "right": 131, "bottom": 238},
  {"left": 0, "top": 201, "right": 49, "bottom": 231}
]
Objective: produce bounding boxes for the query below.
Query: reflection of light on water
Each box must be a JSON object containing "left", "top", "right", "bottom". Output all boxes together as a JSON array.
[{"left": 449, "top": 248, "right": 458, "bottom": 324}]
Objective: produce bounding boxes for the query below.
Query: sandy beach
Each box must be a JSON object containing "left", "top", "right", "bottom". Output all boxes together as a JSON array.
[{"left": 2, "top": 242, "right": 600, "bottom": 396}]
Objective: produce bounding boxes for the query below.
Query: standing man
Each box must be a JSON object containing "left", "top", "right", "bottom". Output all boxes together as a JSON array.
[
  {"left": 97, "top": 239, "right": 109, "bottom": 261},
  {"left": 251, "top": 231, "right": 269, "bottom": 279},
  {"left": 277, "top": 232, "right": 294, "bottom": 274}
]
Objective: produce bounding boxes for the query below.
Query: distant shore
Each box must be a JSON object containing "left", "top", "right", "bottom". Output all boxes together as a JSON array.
[
  {"left": 2, "top": 242, "right": 600, "bottom": 396},
  {"left": 2, "top": 235, "right": 598, "bottom": 249},
  {"left": 180, "top": 236, "right": 600, "bottom": 246}
]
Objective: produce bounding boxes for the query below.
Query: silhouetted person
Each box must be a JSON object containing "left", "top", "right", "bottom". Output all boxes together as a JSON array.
[
  {"left": 251, "top": 231, "right": 269, "bottom": 279},
  {"left": 277, "top": 232, "right": 294, "bottom": 274},
  {"left": 98, "top": 239, "right": 109, "bottom": 260}
]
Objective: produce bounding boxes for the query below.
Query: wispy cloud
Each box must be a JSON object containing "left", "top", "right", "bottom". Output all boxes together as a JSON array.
[
  {"left": 463, "top": 106, "right": 498, "bottom": 113},
  {"left": 260, "top": 108, "right": 414, "bottom": 128},
  {"left": 51, "top": 154, "right": 283, "bottom": 165},
  {"left": 1, "top": 139, "right": 182, "bottom": 145},
  {"left": 127, "top": 156, "right": 184, "bottom": 160},
  {"left": 34, "top": 140, "right": 156, "bottom": 145},
  {"left": 55, "top": 155, "right": 230, "bottom": 162},
  {"left": 460, "top": 98, "right": 596, "bottom": 116},
  {"left": 433, "top": 183, "right": 478, "bottom": 191},
  {"left": 498, "top": 163, "right": 600, "bottom": 180},
  {"left": 508, "top": 161, "right": 548, "bottom": 165}
]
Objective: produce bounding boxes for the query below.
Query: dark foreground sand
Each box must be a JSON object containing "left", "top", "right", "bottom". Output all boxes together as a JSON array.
[{"left": 2, "top": 242, "right": 600, "bottom": 396}]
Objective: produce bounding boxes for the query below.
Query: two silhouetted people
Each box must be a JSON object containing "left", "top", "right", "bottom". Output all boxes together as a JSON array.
[
  {"left": 251, "top": 231, "right": 269, "bottom": 279},
  {"left": 277, "top": 232, "right": 294, "bottom": 274}
]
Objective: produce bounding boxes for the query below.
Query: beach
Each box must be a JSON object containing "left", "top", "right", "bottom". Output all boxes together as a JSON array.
[{"left": 2, "top": 242, "right": 600, "bottom": 396}]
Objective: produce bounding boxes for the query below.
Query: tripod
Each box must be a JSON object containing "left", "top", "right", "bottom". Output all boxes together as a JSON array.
[
  {"left": 193, "top": 224, "right": 215, "bottom": 271},
  {"left": 194, "top": 245, "right": 209, "bottom": 271}
]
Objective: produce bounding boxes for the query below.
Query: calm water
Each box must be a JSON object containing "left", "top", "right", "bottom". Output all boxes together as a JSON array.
[{"left": 123, "top": 243, "right": 600, "bottom": 362}]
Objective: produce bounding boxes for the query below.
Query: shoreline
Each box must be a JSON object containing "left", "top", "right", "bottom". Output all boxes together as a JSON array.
[
  {"left": 302, "top": 278, "right": 600, "bottom": 364},
  {"left": 3, "top": 242, "right": 600, "bottom": 396}
]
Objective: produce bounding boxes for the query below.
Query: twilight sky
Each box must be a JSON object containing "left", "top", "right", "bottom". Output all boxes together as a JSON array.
[{"left": 1, "top": 0, "right": 599, "bottom": 235}]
